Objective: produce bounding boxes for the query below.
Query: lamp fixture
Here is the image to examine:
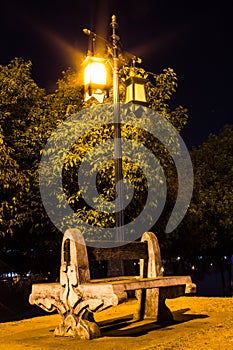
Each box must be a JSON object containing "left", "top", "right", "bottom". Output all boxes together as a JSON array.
[
  {"left": 125, "top": 76, "right": 148, "bottom": 105},
  {"left": 82, "top": 20, "right": 148, "bottom": 106},
  {"left": 82, "top": 55, "right": 109, "bottom": 103}
]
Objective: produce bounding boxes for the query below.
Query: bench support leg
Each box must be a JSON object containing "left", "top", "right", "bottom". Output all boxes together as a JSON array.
[
  {"left": 30, "top": 293, "right": 102, "bottom": 339},
  {"left": 134, "top": 288, "right": 159, "bottom": 320},
  {"left": 54, "top": 309, "right": 101, "bottom": 339},
  {"left": 157, "top": 295, "right": 174, "bottom": 324},
  {"left": 134, "top": 288, "right": 174, "bottom": 324}
]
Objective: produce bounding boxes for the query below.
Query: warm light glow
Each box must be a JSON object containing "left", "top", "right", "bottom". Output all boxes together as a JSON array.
[{"left": 84, "top": 62, "right": 107, "bottom": 86}]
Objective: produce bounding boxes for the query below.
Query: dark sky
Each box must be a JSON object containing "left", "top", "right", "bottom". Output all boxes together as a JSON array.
[{"left": 1, "top": 0, "right": 232, "bottom": 148}]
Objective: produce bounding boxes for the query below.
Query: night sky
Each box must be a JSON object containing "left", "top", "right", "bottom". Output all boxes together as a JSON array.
[{"left": 1, "top": 0, "right": 232, "bottom": 149}]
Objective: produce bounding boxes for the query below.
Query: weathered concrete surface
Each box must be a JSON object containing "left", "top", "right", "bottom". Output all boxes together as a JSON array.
[{"left": 0, "top": 297, "right": 232, "bottom": 350}]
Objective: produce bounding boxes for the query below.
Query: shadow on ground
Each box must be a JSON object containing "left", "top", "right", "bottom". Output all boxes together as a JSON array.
[{"left": 98, "top": 309, "right": 209, "bottom": 338}]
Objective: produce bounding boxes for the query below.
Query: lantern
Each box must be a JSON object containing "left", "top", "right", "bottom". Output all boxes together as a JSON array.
[
  {"left": 83, "top": 56, "right": 108, "bottom": 103},
  {"left": 125, "top": 76, "right": 147, "bottom": 105}
]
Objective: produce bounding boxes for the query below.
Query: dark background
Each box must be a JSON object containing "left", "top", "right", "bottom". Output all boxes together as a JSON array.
[{"left": 1, "top": 0, "right": 232, "bottom": 148}]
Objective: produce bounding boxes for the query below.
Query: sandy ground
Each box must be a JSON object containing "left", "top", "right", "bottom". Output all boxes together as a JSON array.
[{"left": 0, "top": 296, "right": 232, "bottom": 350}]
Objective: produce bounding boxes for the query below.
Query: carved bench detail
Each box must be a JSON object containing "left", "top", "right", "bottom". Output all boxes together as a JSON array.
[{"left": 29, "top": 228, "right": 196, "bottom": 339}]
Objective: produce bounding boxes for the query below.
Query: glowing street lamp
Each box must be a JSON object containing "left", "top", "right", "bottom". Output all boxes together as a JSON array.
[{"left": 83, "top": 56, "right": 108, "bottom": 103}]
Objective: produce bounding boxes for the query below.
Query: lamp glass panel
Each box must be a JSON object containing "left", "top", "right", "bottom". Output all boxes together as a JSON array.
[
  {"left": 125, "top": 82, "right": 147, "bottom": 103},
  {"left": 84, "top": 62, "right": 107, "bottom": 85},
  {"left": 134, "top": 83, "right": 147, "bottom": 102},
  {"left": 125, "top": 84, "right": 133, "bottom": 103}
]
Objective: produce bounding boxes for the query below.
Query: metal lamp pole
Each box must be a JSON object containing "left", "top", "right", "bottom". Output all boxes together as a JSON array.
[{"left": 110, "top": 15, "right": 124, "bottom": 242}]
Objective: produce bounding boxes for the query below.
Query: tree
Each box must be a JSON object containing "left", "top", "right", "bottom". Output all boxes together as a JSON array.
[
  {"left": 174, "top": 125, "right": 233, "bottom": 295},
  {"left": 0, "top": 126, "right": 30, "bottom": 236},
  {"left": 0, "top": 59, "right": 84, "bottom": 237},
  {"left": 0, "top": 57, "right": 189, "bottom": 273},
  {"left": 0, "top": 59, "right": 65, "bottom": 273},
  {"left": 38, "top": 64, "right": 189, "bottom": 244},
  {"left": 0, "top": 58, "right": 46, "bottom": 236}
]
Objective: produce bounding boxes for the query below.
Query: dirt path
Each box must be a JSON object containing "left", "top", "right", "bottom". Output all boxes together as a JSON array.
[{"left": 0, "top": 297, "right": 232, "bottom": 350}]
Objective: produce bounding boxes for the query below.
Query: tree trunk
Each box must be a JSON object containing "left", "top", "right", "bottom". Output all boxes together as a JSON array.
[
  {"left": 226, "top": 254, "right": 232, "bottom": 296},
  {"left": 219, "top": 258, "right": 226, "bottom": 297}
]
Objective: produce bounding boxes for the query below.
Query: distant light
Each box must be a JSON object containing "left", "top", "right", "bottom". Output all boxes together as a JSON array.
[
  {"left": 223, "top": 256, "right": 227, "bottom": 260},
  {"left": 191, "top": 265, "right": 195, "bottom": 270},
  {"left": 198, "top": 255, "right": 203, "bottom": 260},
  {"left": 5, "top": 272, "right": 18, "bottom": 278},
  {"left": 176, "top": 256, "right": 181, "bottom": 261}
]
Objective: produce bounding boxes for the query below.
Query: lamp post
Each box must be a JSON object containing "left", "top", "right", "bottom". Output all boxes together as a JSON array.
[
  {"left": 110, "top": 15, "right": 124, "bottom": 242},
  {"left": 82, "top": 15, "right": 147, "bottom": 243}
]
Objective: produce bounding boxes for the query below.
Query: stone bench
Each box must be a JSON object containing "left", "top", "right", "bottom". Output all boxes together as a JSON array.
[{"left": 29, "top": 228, "right": 196, "bottom": 339}]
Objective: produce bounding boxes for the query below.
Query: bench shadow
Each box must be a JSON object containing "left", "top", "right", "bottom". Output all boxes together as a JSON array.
[{"left": 99, "top": 309, "right": 209, "bottom": 338}]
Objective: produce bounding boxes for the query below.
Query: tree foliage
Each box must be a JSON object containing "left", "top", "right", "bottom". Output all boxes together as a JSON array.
[
  {"left": 173, "top": 125, "right": 233, "bottom": 260},
  {"left": 39, "top": 65, "right": 188, "bottom": 240},
  {"left": 0, "top": 56, "right": 188, "bottom": 249},
  {"left": 0, "top": 58, "right": 45, "bottom": 236}
]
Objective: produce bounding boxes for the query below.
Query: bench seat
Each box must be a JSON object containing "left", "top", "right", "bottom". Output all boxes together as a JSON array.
[{"left": 30, "top": 275, "right": 194, "bottom": 300}]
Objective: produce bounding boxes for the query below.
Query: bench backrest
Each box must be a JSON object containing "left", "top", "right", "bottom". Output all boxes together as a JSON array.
[
  {"left": 60, "top": 228, "right": 163, "bottom": 285},
  {"left": 61, "top": 228, "right": 90, "bottom": 285}
]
